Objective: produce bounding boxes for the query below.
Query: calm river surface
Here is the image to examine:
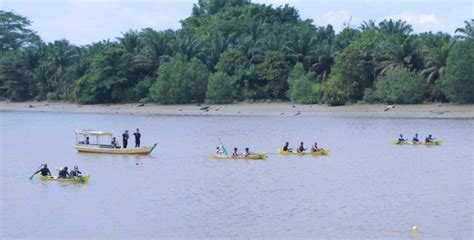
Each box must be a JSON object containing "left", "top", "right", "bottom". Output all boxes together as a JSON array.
[{"left": 1, "top": 111, "right": 472, "bottom": 239}]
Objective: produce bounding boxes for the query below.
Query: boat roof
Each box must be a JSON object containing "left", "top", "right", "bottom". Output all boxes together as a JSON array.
[{"left": 75, "top": 129, "right": 113, "bottom": 136}]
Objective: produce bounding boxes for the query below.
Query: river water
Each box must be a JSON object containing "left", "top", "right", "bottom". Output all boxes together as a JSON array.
[{"left": 0, "top": 111, "right": 472, "bottom": 239}]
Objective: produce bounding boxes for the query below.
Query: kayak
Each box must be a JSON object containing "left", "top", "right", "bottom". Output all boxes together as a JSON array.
[
  {"left": 277, "top": 148, "right": 330, "bottom": 156},
  {"left": 391, "top": 140, "right": 442, "bottom": 146},
  {"left": 38, "top": 174, "right": 90, "bottom": 183},
  {"left": 210, "top": 153, "right": 267, "bottom": 160}
]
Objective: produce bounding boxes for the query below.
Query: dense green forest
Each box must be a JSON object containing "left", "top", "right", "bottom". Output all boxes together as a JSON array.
[{"left": 1, "top": 1, "right": 473, "bottom": 105}]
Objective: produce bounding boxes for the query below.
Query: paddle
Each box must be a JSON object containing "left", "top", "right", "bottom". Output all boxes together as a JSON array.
[
  {"left": 29, "top": 164, "right": 44, "bottom": 180},
  {"left": 218, "top": 137, "right": 229, "bottom": 157}
]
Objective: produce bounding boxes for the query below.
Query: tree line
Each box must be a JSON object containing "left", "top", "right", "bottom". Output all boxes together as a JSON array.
[{"left": 1, "top": 0, "right": 473, "bottom": 105}]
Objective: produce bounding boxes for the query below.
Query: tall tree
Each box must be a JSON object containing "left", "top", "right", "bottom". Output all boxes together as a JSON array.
[{"left": 0, "top": 11, "right": 41, "bottom": 53}]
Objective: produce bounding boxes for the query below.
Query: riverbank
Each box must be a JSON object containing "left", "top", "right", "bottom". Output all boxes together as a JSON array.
[{"left": 1, "top": 101, "right": 473, "bottom": 119}]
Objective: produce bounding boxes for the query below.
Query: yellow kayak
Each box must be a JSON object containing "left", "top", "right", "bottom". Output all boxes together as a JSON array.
[
  {"left": 38, "top": 174, "right": 90, "bottom": 183},
  {"left": 210, "top": 153, "right": 267, "bottom": 160},
  {"left": 277, "top": 148, "right": 330, "bottom": 156},
  {"left": 391, "top": 140, "right": 442, "bottom": 146}
]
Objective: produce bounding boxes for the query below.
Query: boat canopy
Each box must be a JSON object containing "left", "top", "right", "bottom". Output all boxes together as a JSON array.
[{"left": 75, "top": 129, "right": 113, "bottom": 136}]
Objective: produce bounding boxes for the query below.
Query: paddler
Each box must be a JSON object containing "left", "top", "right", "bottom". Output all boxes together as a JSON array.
[
  {"left": 425, "top": 134, "right": 435, "bottom": 143},
  {"left": 296, "top": 142, "right": 306, "bottom": 153},
  {"left": 70, "top": 166, "right": 82, "bottom": 177},
  {"left": 34, "top": 163, "right": 51, "bottom": 176},
  {"left": 58, "top": 166, "right": 70, "bottom": 179},
  {"left": 282, "top": 142, "right": 292, "bottom": 152},
  {"left": 412, "top": 133, "right": 419, "bottom": 143},
  {"left": 231, "top": 147, "right": 240, "bottom": 157},
  {"left": 243, "top": 148, "right": 251, "bottom": 157},
  {"left": 398, "top": 134, "right": 407, "bottom": 144},
  {"left": 311, "top": 142, "right": 323, "bottom": 152},
  {"left": 216, "top": 147, "right": 224, "bottom": 156}
]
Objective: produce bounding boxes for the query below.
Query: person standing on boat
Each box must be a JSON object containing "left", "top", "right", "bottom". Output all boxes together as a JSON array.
[
  {"left": 34, "top": 164, "right": 51, "bottom": 176},
  {"left": 133, "top": 128, "right": 141, "bottom": 148},
  {"left": 122, "top": 130, "right": 129, "bottom": 149},
  {"left": 70, "top": 166, "right": 82, "bottom": 177}
]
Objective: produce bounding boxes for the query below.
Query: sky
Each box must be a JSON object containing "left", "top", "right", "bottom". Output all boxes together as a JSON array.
[{"left": 1, "top": 0, "right": 472, "bottom": 46}]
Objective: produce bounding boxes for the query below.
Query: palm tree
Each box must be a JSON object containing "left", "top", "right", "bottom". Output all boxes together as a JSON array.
[
  {"left": 421, "top": 34, "right": 452, "bottom": 84},
  {"left": 174, "top": 31, "right": 203, "bottom": 61},
  {"left": 378, "top": 19, "right": 413, "bottom": 36},
  {"left": 287, "top": 24, "right": 318, "bottom": 67},
  {"left": 376, "top": 35, "right": 421, "bottom": 75},
  {"left": 360, "top": 20, "right": 378, "bottom": 31},
  {"left": 117, "top": 30, "right": 140, "bottom": 54},
  {"left": 455, "top": 19, "right": 474, "bottom": 40}
]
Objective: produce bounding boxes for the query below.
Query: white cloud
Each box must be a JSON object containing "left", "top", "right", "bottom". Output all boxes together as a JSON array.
[
  {"left": 418, "top": 14, "right": 438, "bottom": 25},
  {"left": 389, "top": 11, "right": 439, "bottom": 26}
]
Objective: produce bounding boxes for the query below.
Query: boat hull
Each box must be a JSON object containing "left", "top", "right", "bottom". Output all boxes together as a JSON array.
[
  {"left": 391, "top": 140, "right": 442, "bottom": 146},
  {"left": 277, "top": 148, "right": 330, "bottom": 156},
  {"left": 210, "top": 154, "right": 267, "bottom": 160},
  {"left": 74, "top": 143, "right": 157, "bottom": 155},
  {"left": 38, "top": 174, "right": 90, "bottom": 183}
]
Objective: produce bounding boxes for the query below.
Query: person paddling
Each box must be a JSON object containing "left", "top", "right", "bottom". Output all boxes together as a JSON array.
[
  {"left": 33, "top": 164, "right": 51, "bottom": 176},
  {"left": 311, "top": 142, "right": 323, "bottom": 152},
  {"left": 397, "top": 134, "right": 407, "bottom": 144},
  {"left": 58, "top": 167, "right": 70, "bottom": 179},
  {"left": 297, "top": 142, "right": 306, "bottom": 153},
  {"left": 412, "top": 133, "right": 419, "bottom": 143},
  {"left": 243, "top": 148, "right": 251, "bottom": 157},
  {"left": 70, "top": 166, "right": 82, "bottom": 177},
  {"left": 282, "top": 142, "right": 293, "bottom": 152},
  {"left": 216, "top": 147, "right": 224, "bottom": 156},
  {"left": 231, "top": 147, "right": 240, "bottom": 157},
  {"left": 425, "top": 134, "right": 435, "bottom": 143}
]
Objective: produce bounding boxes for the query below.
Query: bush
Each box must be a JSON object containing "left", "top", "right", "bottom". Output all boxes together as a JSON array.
[
  {"left": 149, "top": 55, "right": 209, "bottom": 104},
  {"left": 323, "top": 73, "right": 349, "bottom": 106},
  {"left": 287, "top": 63, "right": 305, "bottom": 98},
  {"left": 290, "top": 76, "right": 313, "bottom": 104},
  {"left": 206, "top": 72, "right": 233, "bottom": 104},
  {"left": 439, "top": 39, "right": 474, "bottom": 103},
  {"left": 373, "top": 67, "right": 427, "bottom": 104},
  {"left": 362, "top": 88, "right": 376, "bottom": 103}
]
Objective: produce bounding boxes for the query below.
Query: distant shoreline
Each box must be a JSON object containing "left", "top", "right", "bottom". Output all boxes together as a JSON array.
[{"left": 1, "top": 101, "right": 473, "bottom": 119}]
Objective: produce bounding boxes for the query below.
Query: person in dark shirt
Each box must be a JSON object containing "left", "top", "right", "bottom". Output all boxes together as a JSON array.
[
  {"left": 311, "top": 142, "right": 323, "bottom": 152},
  {"left": 133, "top": 128, "right": 141, "bottom": 148},
  {"left": 231, "top": 147, "right": 240, "bottom": 157},
  {"left": 297, "top": 142, "right": 306, "bottom": 153},
  {"left": 425, "top": 134, "right": 435, "bottom": 143},
  {"left": 412, "top": 133, "right": 419, "bottom": 143},
  {"left": 85, "top": 136, "right": 90, "bottom": 144},
  {"left": 111, "top": 137, "right": 120, "bottom": 148},
  {"left": 34, "top": 164, "right": 51, "bottom": 176},
  {"left": 58, "top": 167, "right": 70, "bottom": 179},
  {"left": 122, "top": 130, "right": 129, "bottom": 149},
  {"left": 282, "top": 142, "right": 292, "bottom": 152},
  {"left": 70, "top": 166, "right": 82, "bottom": 177},
  {"left": 398, "top": 134, "right": 407, "bottom": 144}
]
